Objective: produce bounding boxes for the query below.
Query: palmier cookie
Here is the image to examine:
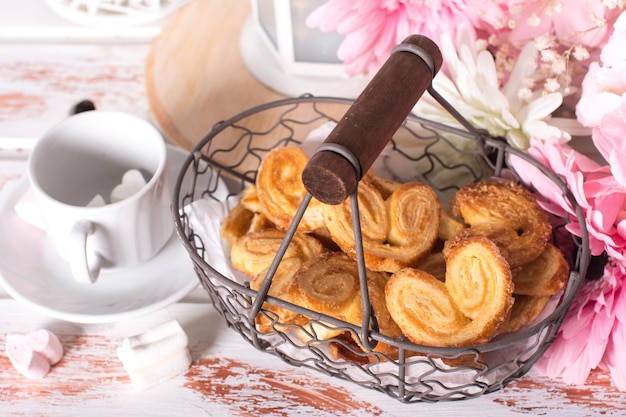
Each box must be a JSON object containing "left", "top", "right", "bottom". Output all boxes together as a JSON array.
[
  {"left": 512, "top": 243, "right": 569, "bottom": 296},
  {"left": 385, "top": 236, "right": 514, "bottom": 347},
  {"left": 451, "top": 180, "right": 552, "bottom": 269},
  {"left": 498, "top": 294, "right": 551, "bottom": 334},
  {"left": 240, "top": 184, "right": 263, "bottom": 213},
  {"left": 365, "top": 174, "right": 461, "bottom": 246},
  {"left": 221, "top": 200, "right": 274, "bottom": 247},
  {"left": 290, "top": 252, "right": 362, "bottom": 340},
  {"left": 324, "top": 181, "right": 440, "bottom": 273},
  {"left": 256, "top": 147, "right": 324, "bottom": 232},
  {"left": 230, "top": 229, "right": 325, "bottom": 277},
  {"left": 221, "top": 201, "right": 256, "bottom": 247},
  {"left": 250, "top": 258, "right": 306, "bottom": 334},
  {"left": 291, "top": 252, "right": 401, "bottom": 353},
  {"left": 353, "top": 265, "right": 403, "bottom": 357}
]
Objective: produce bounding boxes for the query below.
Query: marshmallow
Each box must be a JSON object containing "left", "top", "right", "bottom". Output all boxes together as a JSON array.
[
  {"left": 117, "top": 319, "right": 192, "bottom": 391},
  {"left": 121, "top": 319, "right": 186, "bottom": 349},
  {"left": 5, "top": 329, "right": 64, "bottom": 379},
  {"left": 16, "top": 169, "right": 147, "bottom": 227},
  {"left": 110, "top": 169, "right": 147, "bottom": 204},
  {"left": 123, "top": 349, "right": 192, "bottom": 392},
  {"left": 86, "top": 194, "right": 106, "bottom": 207},
  {"left": 118, "top": 330, "right": 188, "bottom": 372}
]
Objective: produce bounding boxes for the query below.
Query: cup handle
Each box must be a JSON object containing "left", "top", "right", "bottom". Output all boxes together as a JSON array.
[{"left": 68, "top": 220, "right": 102, "bottom": 284}]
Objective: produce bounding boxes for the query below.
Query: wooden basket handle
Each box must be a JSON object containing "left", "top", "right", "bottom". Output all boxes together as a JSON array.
[{"left": 301, "top": 35, "right": 443, "bottom": 205}]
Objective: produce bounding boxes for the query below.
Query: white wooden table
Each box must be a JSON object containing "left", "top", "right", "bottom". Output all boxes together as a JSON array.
[{"left": 0, "top": 2, "right": 624, "bottom": 416}]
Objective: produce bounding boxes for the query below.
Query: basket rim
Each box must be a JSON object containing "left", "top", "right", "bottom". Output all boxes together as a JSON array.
[{"left": 171, "top": 94, "right": 591, "bottom": 357}]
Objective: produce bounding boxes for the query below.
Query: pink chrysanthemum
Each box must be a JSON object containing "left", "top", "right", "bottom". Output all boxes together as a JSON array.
[
  {"left": 576, "top": 13, "right": 626, "bottom": 188},
  {"left": 493, "top": 0, "right": 619, "bottom": 50},
  {"left": 510, "top": 136, "right": 626, "bottom": 389},
  {"left": 306, "top": 0, "right": 477, "bottom": 76},
  {"left": 576, "top": 12, "right": 626, "bottom": 128},
  {"left": 535, "top": 261, "right": 626, "bottom": 390},
  {"left": 592, "top": 97, "right": 626, "bottom": 190},
  {"left": 511, "top": 136, "right": 626, "bottom": 260}
]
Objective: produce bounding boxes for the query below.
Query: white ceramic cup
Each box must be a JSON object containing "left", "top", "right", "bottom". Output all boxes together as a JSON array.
[{"left": 27, "top": 111, "right": 173, "bottom": 284}]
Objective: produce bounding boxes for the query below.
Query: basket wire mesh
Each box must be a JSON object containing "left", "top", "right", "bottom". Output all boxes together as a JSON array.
[{"left": 173, "top": 93, "right": 589, "bottom": 403}]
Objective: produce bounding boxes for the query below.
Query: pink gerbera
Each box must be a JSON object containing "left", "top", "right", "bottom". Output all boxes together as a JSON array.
[
  {"left": 306, "top": 0, "right": 477, "bottom": 76},
  {"left": 535, "top": 261, "right": 626, "bottom": 390},
  {"left": 511, "top": 136, "right": 626, "bottom": 390},
  {"left": 512, "top": 136, "right": 626, "bottom": 261}
]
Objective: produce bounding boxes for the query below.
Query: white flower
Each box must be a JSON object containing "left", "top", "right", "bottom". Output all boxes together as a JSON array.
[
  {"left": 573, "top": 45, "right": 591, "bottom": 61},
  {"left": 527, "top": 13, "right": 542, "bottom": 27},
  {"left": 544, "top": 77, "right": 561, "bottom": 93},
  {"left": 413, "top": 24, "right": 568, "bottom": 150}
]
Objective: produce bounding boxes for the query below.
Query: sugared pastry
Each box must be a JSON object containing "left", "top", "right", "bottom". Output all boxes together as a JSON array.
[
  {"left": 324, "top": 181, "right": 440, "bottom": 273},
  {"left": 219, "top": 147, "right": 569, "bottom": 355},
  {"left": 438, "top": 208, "right": 465, "bottom": 241},
  {"left": 230, "top": 229, "right": 325, "bottom": 277},
  {"left": 444, "top": 225, "right": 519, "bottom": 262},
  {"left": 240, "top": 184, "right": 263, "bottom": 213},
  {"left": 323, "top": 180, "right": 388, "bottom": 260},
  {"left": 327, "top": 333, "right": 372, "bottom": 365},
  {"left": 385, "top": 267, "right": 469, "bottom": 347},
  {"left": 220, "top": 201, "right": 256, "bottom": 247},
  {"left": 221, "top": 198, "right": 274, "bottom": 247},
  {"left": 451, "top": 180, "right": 552, "bottom": 269},
  {"left": 256, "top": 147, "right": 325, "bottom": 232},
  {"left": 415, "top": 251, "right": 446, "bottom": 282},
  {"left": 353, "top": 264, "right": 403, "bottom": 357},
  {"left": 385, "top": 236, "right": 514, "bottom": 347},
  {"left": 290, "top": 252, "right": 401, "bottom": 354},
  {"left": 290, "top": 252, "right": 362, "bottom": 340},
  {"left": 512, "top": 243, "right": 569, "bottom": 296},
  {"left": 250, "top": 258, "right": 306, "bottom": 333},
  {"left": 499, "top": 294, "right": 551, "bottom": 334},
  {"left": 367, "top": 175, "right": 402, "bottom": 199},
  {"left": 444, "top": 236, "right": 514, "bottom": 325}
]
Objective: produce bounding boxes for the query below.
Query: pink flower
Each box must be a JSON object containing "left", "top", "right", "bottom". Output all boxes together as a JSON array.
[
  {"left": 575, "top": 61, "right": 626, "bottom": 127},
  {"left": 577, "top": 12, "right": 626, "bottom": 127},
  {"left": 592, "top": 97, "right": 626, "bottom": 188},
  {"left": 501, "top": 0, "right": 619, "bottom": 50},
  {"left": 576, "top": 13, "right": 626, "bottom": 189},
  {"left": 602, "top": 268, "right": 626, "bottom": 389},
  {"left": 512, "top": 137, "right": 626, "bottom": 260},
  {"left": 306, "top": 0, "right": 478, "bottom": 76},
  {"left": 511, "top": 135, "right": 626, "bottom": 389},
  {"left": 600, "top": 11, "right": 626, "bottom": 67},
  {"left": 535, "top": 261, "right": 626, "bottom": 390}
]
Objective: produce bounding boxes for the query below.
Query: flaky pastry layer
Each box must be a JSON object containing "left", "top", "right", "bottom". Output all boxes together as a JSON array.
[
  {"left": 230, "top": 229, "right": 325, "bottom": 277},
  {"left": 386, "top": 236, "right": 514, "bottom": 347},
  {"left": 451, "top": 180, "right": 552, "bottom": 269},
  {"left": 512, "top": 243, "right": 569, "bottom": 296},
  {"left": 256, "top": 147, "right": 324, "bottom": 232},
  {"left": 324, "top": 181, "right": 440, "bottom": 273}
]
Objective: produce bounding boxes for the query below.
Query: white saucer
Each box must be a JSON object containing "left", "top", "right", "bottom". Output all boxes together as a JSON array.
[{"left": 0, "top": 145, "right": 221, "bottom": 323}]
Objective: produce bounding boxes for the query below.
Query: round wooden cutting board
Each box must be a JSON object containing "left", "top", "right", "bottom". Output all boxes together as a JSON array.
[{"left": 145, "top": 0, "right": 286, "bottom": 150}]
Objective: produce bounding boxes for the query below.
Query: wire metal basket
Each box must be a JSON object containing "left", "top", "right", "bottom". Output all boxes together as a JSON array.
[{"left": 172, "top": 94, "right": 589, "bottom": 403}]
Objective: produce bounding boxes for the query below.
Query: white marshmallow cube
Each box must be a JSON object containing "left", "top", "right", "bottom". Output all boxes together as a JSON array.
[
  {"left": 117, "top": 319, "right": 192, "bottom": 391},
  {"left": 110, "top": 169, "right": 147, "bottom": 204}
]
